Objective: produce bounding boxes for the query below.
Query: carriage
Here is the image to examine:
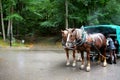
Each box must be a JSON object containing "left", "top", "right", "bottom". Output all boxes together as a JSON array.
[
  {"left": 61, "top": 25, "right": 120, "bottom": 71},
  {"left": 84, "top": 25, "right": 120, "bottom": 60}
]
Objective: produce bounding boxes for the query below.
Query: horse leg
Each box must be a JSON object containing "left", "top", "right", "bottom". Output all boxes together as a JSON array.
[
  {"left": 80, "top": 51, "right": 85, "bottom": 69},
  {"left": 102, "top": 47, "right": 107, "bottom": 66},
  {"left": 113, "top": 50, "right": 117, "bottom": 64},
  {"left": 72, "top": 50, "right": 76, "bottom": 67},
  {"left": 109, "top": 50, "right": 113, "bottom": 64},
  {"left": 77, "top": 50, "right": 82, "bottom": 61},
  {"left": 97, "top": 53, "right": 101, "bottom": 64},
  {"left": 86, "top": 50, "right": 91, "bottom": 72},
  {"left": 65, "top": 49, "right": 70, "bottom": 66}
]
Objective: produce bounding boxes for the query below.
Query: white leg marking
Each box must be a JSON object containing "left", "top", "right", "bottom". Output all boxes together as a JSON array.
[
  {"left": 66, "top": 34, "right": 70, "bottom": 47},
  {"left": 72, "top": 60, "right": 76, "bottom": 67},
  {"left": 80, "top": 64, "right": 84, "bottom": 70},
  {"left": 66, "top": 60, "right": 70, "bottom": 66},
  {"left": 103, "top": 59, "right": 107, "bottom": 67},
  {"left": 77, "top": 53, "right": 82, "bottom": 61},
  {"left": 86, "top": 65, "right": 91, "bottom": 72}
]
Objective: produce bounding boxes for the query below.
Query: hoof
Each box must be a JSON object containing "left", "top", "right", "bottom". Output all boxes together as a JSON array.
[
  {"left": 77, "top": 57, "right": 82, "bottom": 62},
  {"left": 66, "top": 62, "right": 70, "bottom": 66},
  {"left": 86, "top": 66, "right": 91, "bottom": 72},
  {"left": 80, "top": 65, "right": 84, "bottom": 69},
  {"left": 72, "top": 62, "right": 76, "bottom": 67},
  {"left": 97, "top": 61, "right": 101, "bottom": 64},
  {"left": 103, "top": 62, "right": 107, "bottom": 67}
]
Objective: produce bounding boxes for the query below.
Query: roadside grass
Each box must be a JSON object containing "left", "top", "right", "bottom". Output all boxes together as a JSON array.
[
  {"left": 33, "top": 36, "right": 62, "bottom": 47},
  {"left": 0, "top": 39, "right": 9, "bottom": 47},
  {"left": 0, "top": 38, "right": 28, "bottom": 48},
  {"left": 0, "top": 36, "right": 62, "bottom": 49}
]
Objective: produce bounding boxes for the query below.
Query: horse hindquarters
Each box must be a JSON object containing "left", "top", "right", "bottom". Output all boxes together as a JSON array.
[{"left": 98, "top": 34, "right": 107, "bottom": 66}]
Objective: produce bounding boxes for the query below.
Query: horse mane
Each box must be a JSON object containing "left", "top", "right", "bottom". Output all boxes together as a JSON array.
[{"left": 75, "top": 29, "right": 83, "bottom": 39}]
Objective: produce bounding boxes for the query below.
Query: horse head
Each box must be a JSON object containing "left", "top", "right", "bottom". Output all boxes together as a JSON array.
[
  {"left": 65, "top": 27, "right": 86, "bottom": 48},
  {"left": 61, "top": 30, "right": 68, "bottom": 41},
  {"left": 65, "top": 28, "right": 78, "bottom": 48}
]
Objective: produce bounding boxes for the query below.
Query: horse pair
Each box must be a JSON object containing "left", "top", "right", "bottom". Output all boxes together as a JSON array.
[
  {"left": 61, "top": 30, "right": 82, "bottom": 67},
  {"left": 61, "top": 27, "right": 107, "bottom": 72}
]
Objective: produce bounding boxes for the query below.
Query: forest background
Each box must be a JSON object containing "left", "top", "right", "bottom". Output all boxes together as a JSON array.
[{"left": 0, "top": 0, "right": 120, "bottom": 46}]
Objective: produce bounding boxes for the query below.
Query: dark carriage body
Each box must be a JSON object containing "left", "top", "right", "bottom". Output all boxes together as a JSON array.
[
  {"left": 84, "top": 25, "right": 120, "bottom": 60},
  {"left": 84, "top": 25, "right": 120, "bottom": 44}
]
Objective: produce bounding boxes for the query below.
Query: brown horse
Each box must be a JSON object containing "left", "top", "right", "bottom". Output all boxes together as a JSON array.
[
  {"left": 61, "top": 30, "right": 82, "bottom": 67},
  {"left": 65, "top": 28, "right": 107, "bottom": 71}
]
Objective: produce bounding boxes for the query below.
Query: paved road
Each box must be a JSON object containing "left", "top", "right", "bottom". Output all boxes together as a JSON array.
[{"left": 0, "top": 50, "right": 120, "bottom": 80}]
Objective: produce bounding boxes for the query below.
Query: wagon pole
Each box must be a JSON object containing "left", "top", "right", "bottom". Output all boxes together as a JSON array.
[{"left": 93, "top": 45, "right": 106, "bottom": 59}]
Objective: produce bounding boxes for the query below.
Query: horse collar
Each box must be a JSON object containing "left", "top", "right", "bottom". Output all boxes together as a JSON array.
[{"left": 76, "top": 31, "right": 86, "bottom": 46}]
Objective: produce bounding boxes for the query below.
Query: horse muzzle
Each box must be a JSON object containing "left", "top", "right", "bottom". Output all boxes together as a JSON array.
[{"left": 66, "top": 42, "right": 75, "bottom": 49}]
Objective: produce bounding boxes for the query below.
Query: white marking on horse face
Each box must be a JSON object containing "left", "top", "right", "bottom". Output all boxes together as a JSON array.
[
  {"left": 64, "top": 31, "right": 68, "bottom": 35},
  {"left": 66, "top": 33, "right": 70, "bottom": 42},
  {"left": 66, "top": 33, "right": 71, "bottom": 48},
  {"left": 66, "top": 30, "right": 76, "bottom": 48}
]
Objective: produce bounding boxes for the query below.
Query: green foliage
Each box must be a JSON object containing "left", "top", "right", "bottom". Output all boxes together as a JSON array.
[
  {"left": 40, "top": 21, "right": 55, "bottom": 27},
  {"left": 1, "top": 0, "right": 120, "bottom": 42},
  {"left": 4, "top": 13, "right": 23, "bottom": 21}
]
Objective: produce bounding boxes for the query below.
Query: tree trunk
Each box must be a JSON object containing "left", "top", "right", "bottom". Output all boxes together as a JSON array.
[
  {"left": 10, "top": 19, "right": 13, "bottom": 38},
  {"left": 7, "top": 6, "right": 14, "bottom": 47},
  {"left": 10, "top": 6, "right": 14, "bottom": 40},
  {"left": 0, "top": 0, "right": 6, "bottom": 41},
  {"left": 65, "top": 0, "right": 68, "bottom": 29},
  {"left": 7, "top": 20, "right": 11, "bottom": 37},
  {"left": 7, "top": 6, "right": 14, "bottom": 38}
]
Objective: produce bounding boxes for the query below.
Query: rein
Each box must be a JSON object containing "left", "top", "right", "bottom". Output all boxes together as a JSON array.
[
  {"left": 92, "top": 44, "right": 106, "bottom": 59},
  {"left": 62, "top": 39, "right": 76, "bottom": 50}
]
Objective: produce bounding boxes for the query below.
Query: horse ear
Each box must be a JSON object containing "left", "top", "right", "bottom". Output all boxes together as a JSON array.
[
  {"left": 81, "top": 25, "right": 84, "bottom": 31},
  {"left": 61, "top": 30, "right": 64, "bottom": 33},
  {"left": 72, "top": 28, "right": 75, "bottom": 32}
]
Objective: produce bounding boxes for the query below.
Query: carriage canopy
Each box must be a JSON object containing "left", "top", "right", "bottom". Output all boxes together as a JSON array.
[{"left": 84, "top": 25, "right": 120, "bottom": 44}]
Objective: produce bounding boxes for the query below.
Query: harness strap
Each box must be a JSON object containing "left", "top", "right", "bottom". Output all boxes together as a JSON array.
[
  {"left": 62, "top": 39, "right": 76, "bottom": 50},
  {"left": 92, "top": 44, "right": 106, "bottom": 59},
  {"left": 75, "top": 29, "right": 106, "bottom": 59},
  {"left": 85, "top": 36, "right": 106, "bottom": 59},
  {"left": 76, "top": 31, "right": 86, "bottom": 46}
]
